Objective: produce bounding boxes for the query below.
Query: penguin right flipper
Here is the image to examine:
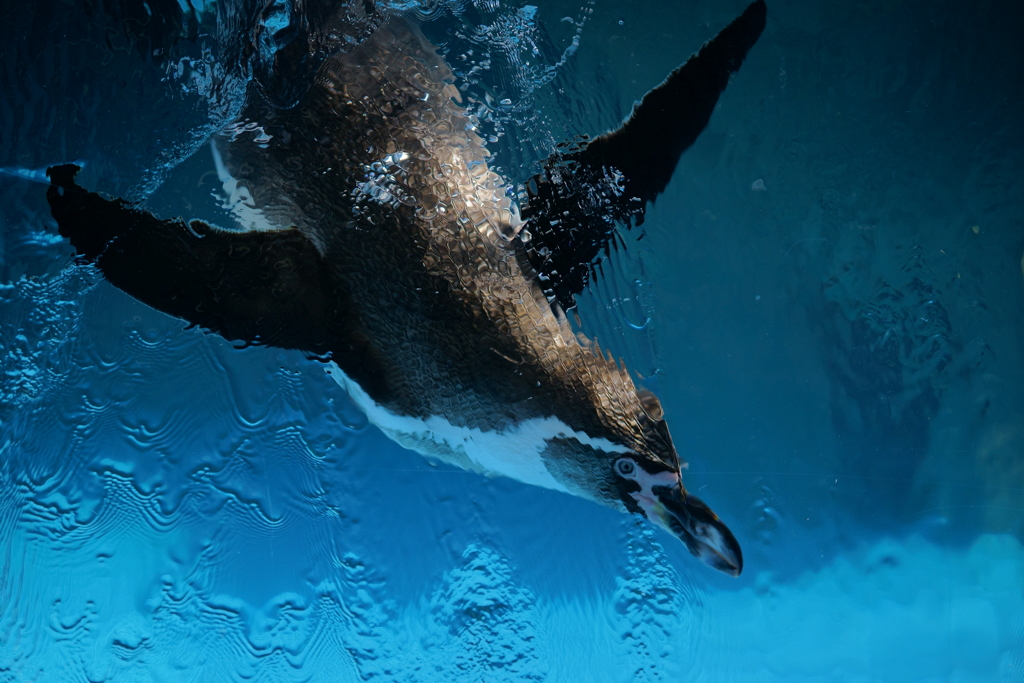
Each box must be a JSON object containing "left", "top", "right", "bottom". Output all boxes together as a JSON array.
[
  {"left": 520, "top": 0, "right": 767, "bottom": 310},
  {"left": 46, "top": 164, "right": 347, "bottom": 355}
]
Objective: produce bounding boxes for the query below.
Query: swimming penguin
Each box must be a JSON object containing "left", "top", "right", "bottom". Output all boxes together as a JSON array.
[{"left": 46, "top": 0, "right": 766, "bottom": 576}]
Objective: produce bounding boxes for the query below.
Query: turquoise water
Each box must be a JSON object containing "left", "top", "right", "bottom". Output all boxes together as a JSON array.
[{"left": 1, "top": 0, "right": 1023, "bottom": 680}]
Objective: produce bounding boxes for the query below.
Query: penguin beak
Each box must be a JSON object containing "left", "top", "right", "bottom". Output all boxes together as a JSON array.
[{"left": 654, "top": 485, "right": 743, "bottom": 577}]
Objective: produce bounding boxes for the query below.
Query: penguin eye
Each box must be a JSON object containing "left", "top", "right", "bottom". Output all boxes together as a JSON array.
[{"left": 615, "top": 458, "right": 637, "bottom": 479}]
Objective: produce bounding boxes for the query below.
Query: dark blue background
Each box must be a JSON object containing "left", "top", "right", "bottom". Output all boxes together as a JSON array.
[{"left": 1, "top": 0, "right": 1022, "bottom": 679}]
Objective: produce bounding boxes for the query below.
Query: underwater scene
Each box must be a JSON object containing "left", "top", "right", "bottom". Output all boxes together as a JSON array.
[{"left": 1, "top": 0, "right": 1022, "bottom": 680}]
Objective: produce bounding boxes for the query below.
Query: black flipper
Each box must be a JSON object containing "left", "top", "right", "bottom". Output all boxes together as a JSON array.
[
  {"left": 46, "top": 164, "right": 347, "bottom": 355},
  {"left": 520, "top": 0, "right": 767, "bottom": 309}
]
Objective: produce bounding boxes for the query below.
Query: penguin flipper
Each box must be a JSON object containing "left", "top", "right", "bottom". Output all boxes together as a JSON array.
[
  {"left": 521, "top": 0, "right": 766, "bottom": 309},
  {"left": 46, "top": 164, "right": 346, "bottom": 355}
]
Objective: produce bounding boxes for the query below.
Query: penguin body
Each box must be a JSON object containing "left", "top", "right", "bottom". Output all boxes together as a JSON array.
[{"left": 47, "top": 1, "right": 767, "bottom": 575}]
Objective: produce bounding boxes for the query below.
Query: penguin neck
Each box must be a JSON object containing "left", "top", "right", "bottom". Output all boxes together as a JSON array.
[{"left": 326, "top": 361, "right": 633, "bottom": 495}]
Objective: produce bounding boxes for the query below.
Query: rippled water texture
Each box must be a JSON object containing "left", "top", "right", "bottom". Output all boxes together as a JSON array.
[{"left": 2, "top": 0, "right": 1023, "bottom": 681}]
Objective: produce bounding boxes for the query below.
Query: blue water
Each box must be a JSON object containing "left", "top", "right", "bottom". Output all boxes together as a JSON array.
[{"left": 2, "top": 0, "right": 1023, "bottom": 681}]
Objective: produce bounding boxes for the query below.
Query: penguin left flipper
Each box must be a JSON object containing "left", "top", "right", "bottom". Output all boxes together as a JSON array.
[
  {"left": 46, "top": 164, "right": 348, "bottom": 355},
  {"left": 521, "top": 0, "right": 767, "bottom": 310}
]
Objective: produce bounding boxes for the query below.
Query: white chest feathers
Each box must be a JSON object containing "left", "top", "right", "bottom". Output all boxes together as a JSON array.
[{"left": 328, "top": 363, "right": 630, "bottom": 494}]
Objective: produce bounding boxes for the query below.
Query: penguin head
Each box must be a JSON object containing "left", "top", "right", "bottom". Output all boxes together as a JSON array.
[
  {"left": 608, "top": 391, "right": 743, "bottom": 577},
  {"left": 611, "top": 453, "right": 743, "bottom": 576}
]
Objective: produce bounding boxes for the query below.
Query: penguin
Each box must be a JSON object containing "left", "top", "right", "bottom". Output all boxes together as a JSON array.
[{"left": 46, "top": 0, "right": 766, "bottom": 576}]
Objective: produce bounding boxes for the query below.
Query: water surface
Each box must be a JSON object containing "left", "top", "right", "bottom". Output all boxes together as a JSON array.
[{"left": 1, "top": 0, "right": 1022, "bottom": 680}]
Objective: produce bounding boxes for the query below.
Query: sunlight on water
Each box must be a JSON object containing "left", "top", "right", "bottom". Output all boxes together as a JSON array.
[{"left": 2, "top": 0, "right": 1023, "bottom": 680}]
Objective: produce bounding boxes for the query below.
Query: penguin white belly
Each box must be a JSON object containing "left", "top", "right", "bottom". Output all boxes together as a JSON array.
[{"left": 328, "top": 363, "right": 629, "bottom": 493}]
